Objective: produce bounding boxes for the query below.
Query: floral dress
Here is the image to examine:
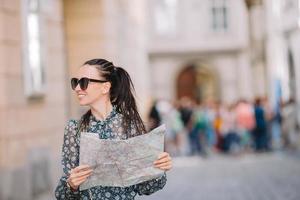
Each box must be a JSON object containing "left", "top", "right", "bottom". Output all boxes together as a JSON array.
[{"left": 55, "top": 107, "right": 167, "bottom": 200}]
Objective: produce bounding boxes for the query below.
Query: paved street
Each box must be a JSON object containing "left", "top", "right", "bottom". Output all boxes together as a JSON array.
[{"left": 138, "top": 152, "right": 300, "bottom": 200}]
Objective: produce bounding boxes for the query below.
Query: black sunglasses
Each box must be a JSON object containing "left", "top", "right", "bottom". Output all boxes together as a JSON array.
[{"left": 71, "top": 77, "right": 108, "bottom": 90}]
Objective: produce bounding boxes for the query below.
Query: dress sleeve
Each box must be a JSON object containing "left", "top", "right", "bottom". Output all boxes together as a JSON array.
[
  {"left": 135, "top": 172, "right": 167, "bottom": 196},
  {"left": 55, "top": 119, "right": 81, "bottom": 199}
]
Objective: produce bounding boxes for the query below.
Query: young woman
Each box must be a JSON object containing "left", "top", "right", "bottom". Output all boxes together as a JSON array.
[{"left": 55, "top": 59, "right": 172, "bottom": 199}]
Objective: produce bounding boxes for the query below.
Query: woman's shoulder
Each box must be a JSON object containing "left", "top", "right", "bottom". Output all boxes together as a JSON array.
[
  {"left": 62, "top": 119, "right": 81, "bottom": 145},
  {"left": 64, "top": 119, "right": 81, "bottom": 134},
  {"left": 66, "top": 118, "right": 79, "bottom": 127}
]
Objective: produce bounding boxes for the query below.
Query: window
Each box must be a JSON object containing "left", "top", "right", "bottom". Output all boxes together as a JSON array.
[
  {"left": 153, "top": 0, "right": 178, "bottom": 36},
  {"left": 22, "top": 0, "right": 45, "bottom": 98},
  {"left": 211, "top": 0, "right": 228, "bottom": 32}
]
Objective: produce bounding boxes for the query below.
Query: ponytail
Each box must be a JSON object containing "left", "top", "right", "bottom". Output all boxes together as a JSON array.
[{"left": 111, "top": 67, "right": 146, "bottom": 135}]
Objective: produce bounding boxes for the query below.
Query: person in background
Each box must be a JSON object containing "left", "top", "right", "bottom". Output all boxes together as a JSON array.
[
  {"left": 148, "top": 100, "right": 162, "bottom": 131},
  {"left": 157, "top": 100, "right": 184, "bottom": 156},
  {"left": 262, "top": 97, "right": 273, "bottom": 151},
  {"left": 214, "top": 102, "right": 224, "bottom": 151},
  {"left": 203, "top": 100, "right": 217, "bottom": 151},
  {"left": 178, "top": 97, "right": 196, "bottom": 155},
  {"left": 221, "top": 104, "right": 240, "bottom": 153},
  {"left": 235, "top": 99, "right": 255, "bottom": 152},
  {"left": 253, "top": 97, "right": 268, "bottom": 152},
  {"left": 190, "top": 103, "right": 208, "bottom": 156}
]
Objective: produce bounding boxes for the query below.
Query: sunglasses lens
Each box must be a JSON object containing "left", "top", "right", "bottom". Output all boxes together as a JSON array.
[
  {"left": 71, "top": 78, "right": 78, "bottom": 90},
  {"left": 79, "top": 78, "right": 89, "bottom": 90}
]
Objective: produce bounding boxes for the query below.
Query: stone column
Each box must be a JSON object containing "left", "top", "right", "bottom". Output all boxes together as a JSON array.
[{"left": 237, "top": 51, "right": 254, "bottom": 100}]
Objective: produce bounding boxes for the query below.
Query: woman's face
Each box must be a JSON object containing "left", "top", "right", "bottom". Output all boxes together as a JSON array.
[{"left": 73, "top": 65, "right": 111, "bottom": 106}]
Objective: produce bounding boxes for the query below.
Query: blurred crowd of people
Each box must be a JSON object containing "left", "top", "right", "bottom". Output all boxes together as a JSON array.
[{"left": 147, "top": 97, "right": 299, "bottom": 157}]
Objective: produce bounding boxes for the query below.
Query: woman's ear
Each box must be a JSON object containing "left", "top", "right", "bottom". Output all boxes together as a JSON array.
[{"left": 102, "top": 82, "right": 111, "bottom": 94}]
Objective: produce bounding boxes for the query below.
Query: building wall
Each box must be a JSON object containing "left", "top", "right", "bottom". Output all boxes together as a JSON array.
[
  {"left": 264, "top": 0, "right": 300, "bottom": 107},
  {"left": 149, "top": 51, "right": 253, "bottom": 105},
  {"left": 289, "top": 30, "right": 300, "bottom": 125},
  {"left": 148, "top": 0, "right": 249, "bottom": 54},
  {"left": 64, "top": 0, "right": 151, "bottom": 119},
  {"left": 63, "top": 0, "right": 106, "bottom": 118},
  {"left": 103, "top": 0, "right": 151, "bottom": 118},
  {"left": 0, "top": 0, "right": 67, "bottom": 199},
  {"left": 280, "top": 0, "right": 300, "bottom": 125},
  {"left": 248, "top": 3, "right": 267, "bottom": 97},
  {"left": 148, "top": 0, "right": 253, "bottom": 105}
]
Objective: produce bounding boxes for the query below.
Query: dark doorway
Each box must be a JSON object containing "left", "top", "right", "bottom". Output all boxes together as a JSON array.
[
  {"left": 176, "top": 65, "right": 197, "bottom": 101},
  {"left": 176, "top": 64, "right": 219, "bottom": 103}
]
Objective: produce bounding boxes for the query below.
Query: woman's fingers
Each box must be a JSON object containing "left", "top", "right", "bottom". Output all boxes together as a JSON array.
[
  {"left": 153, "top": 152, "right": 172, "bottom": 171},
  {"left": 73, "top": 175, "right": 90, "bottom": 185},
  {"left": 157, "top": 152, "right": 169, "bottom": 159},
  {"left": 71, "top": 165, "right": 91, "bottom": 173},
  {"left": 154, "top": 152, "right": 171, "bottom": 165},
  {"left": 154, "top": 157, "right": 171, "bottom": 165},
  {"left": 154, "top": 161, "right": 172, "bottom": 168},
  {"left": 74, "top": 178, "right": 89, "bottom": 187},
  {"left": 68, "top": 172, "right": 92, "bottom": 189},
  {"left": 154, "top": 162, "right": 172, "bottom": 170},
  {"left": 70, "top": 169, "right": 93, "bottom": 179},
  {"left": 158, "top": 165, "right": 172, "bottom": 170},
  {"left": 68, "top": 165, "right": 93, "bottom": 190}
]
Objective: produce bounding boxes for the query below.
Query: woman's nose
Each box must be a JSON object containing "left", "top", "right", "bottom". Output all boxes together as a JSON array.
[{"left": 74, "top": 84, "right": 82, "bottom": 92}]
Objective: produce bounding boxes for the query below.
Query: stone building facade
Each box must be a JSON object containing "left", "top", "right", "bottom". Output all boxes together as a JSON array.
[
  {"left": 0, "top": 0, "right": 67, "bottom": 199},
  {"left": 148, "top": 0, "right": 253, "bottom": 105}
]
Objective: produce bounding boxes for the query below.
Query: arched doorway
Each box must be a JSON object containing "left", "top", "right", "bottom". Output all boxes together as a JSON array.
[
  {"left": 176, "top": 63, "right": 219, "bottom": 103},
  {"left": 176, "top": 64, "right": 197, "bottom": 101}
]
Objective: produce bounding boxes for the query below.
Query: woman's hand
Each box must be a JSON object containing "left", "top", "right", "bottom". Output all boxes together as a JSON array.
[
  {"left": 67, "top": 165, "right": 93, "bottom": 191},
  {"left": 153, "top": 152, "right": 172, "bottom": 171}
]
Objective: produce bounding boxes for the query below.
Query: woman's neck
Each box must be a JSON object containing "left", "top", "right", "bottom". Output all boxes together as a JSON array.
[{"left": 90, "top": 100, "right": 113, "bottom": 121}]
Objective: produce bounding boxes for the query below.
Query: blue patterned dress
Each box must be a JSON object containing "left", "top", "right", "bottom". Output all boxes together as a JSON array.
[{"left": 55, "top": 106, "right": 167, "bottom": 199}]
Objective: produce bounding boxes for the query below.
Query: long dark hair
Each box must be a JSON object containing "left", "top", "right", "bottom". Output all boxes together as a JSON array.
[{"left": 78, "top": 58, "right": 146, "bottom": 137}]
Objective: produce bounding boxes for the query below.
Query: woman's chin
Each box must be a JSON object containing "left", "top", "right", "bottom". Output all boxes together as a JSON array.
[{"left": 78, "top": 100, "right": 89, "bottom": 106}]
